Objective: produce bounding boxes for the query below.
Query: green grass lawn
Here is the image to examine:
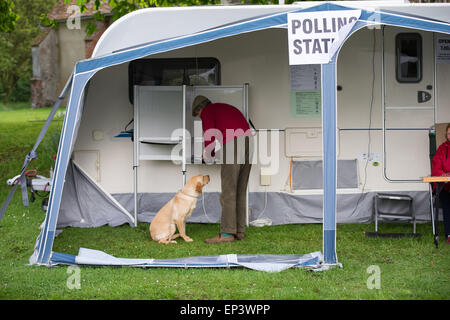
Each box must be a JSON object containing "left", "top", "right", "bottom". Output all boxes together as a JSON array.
[
  {"left": 0, "top": 101, "right": 33, "bottom": 112},
  {"left": 0, "top": 105, "right": 449, "bottom": 300}
]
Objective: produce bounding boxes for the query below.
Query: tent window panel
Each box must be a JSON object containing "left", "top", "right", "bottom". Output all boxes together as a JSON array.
[
  {"left": 128, "top": 58, "right": 221, "bottom": 104},
  {"left": 395, "top": 33, "right": 422, "bottom": 83}
]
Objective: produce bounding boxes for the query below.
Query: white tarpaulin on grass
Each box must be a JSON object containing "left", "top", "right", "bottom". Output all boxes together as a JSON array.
[{"left": 51, "top": 248, "right": 324, "bottom": 273}]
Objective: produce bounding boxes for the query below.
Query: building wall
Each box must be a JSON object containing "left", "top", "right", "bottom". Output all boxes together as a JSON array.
[
  {"left": 31, "top": 29, "right": 59, "bottom": 108},
  {"left": 31, "top": 18, "right": 111, "bottom": 107},
  {"left": 56, "top": 20, "right": 89, "bottom": 95}
]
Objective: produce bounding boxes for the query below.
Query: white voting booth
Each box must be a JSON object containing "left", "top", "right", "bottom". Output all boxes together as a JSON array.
[{"left": 133, "top": 84, "right": 249, "bottom": 225}]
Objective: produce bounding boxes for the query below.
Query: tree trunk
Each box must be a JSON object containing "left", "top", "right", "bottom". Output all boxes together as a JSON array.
[
  {"left": 1, "top": 73, "right": 18, "bottom": 105},
  {"left": 0, "top": 78, "right": 11, "bottom": 105}
]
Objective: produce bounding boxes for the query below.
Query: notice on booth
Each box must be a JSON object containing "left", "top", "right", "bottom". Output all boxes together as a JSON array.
[
  {"left": 436, "top": 36, "right": 450, "bottom": 64},
  {"left": 287, "top": 10, "right": 361, "bottom": 65},
  {"left": 289, "top": 64, "right": 321, "bottom": 117},
  {"left": 291, "top": 90, "right": 321, "bottom": 118}
]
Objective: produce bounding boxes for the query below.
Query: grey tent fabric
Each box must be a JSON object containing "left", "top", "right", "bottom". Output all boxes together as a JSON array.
[
  {"left": 56, "top": 163, "right": 432, "bottom": 228},
  {"left": 112, "top": 192, "right": 223, "bottom": 224},
  {"left": 110, "top": 190, "right": 432, "bottom": 226},
  {"left": 55, "top": 159, "right": 432, "bottom": 229},
  {"left": 57, "top": 160, "right": 134, "bottom": 228},
  {"left": 292, "top": 160, "right": 358, "bottom": 190},
  {"left": 249, "top": 191, "right": 432, "bottom": 224}
]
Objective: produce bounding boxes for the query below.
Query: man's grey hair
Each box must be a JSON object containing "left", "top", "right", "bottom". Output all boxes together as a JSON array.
[{"left": 192, "top": 96, "right": 212, "bottom": 117}]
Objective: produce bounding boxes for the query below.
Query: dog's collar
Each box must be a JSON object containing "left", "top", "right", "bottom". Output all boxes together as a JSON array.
[{"left": 178, "top": 190, "right": 199, "bottom": 199}]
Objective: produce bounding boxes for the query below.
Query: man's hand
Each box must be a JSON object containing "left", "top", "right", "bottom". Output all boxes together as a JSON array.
[{"left": 202, "top": 150, "right": 212, "bottom": 164}]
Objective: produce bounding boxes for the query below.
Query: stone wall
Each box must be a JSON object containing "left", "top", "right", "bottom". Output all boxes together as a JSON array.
[{"left": 31, "top": 28, "right": 59, "bottom": 108}]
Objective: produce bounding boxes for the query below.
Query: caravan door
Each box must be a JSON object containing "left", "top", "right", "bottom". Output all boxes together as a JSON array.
[{"left": 383, "top": 26, "right": 435, "bottom": 181}]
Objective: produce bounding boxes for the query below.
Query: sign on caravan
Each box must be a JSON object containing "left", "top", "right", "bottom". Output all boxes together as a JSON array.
[{"left": 287, "top": 10, "right": 362, "bottom": 65}]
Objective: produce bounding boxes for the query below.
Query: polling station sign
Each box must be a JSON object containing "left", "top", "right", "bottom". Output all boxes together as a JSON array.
[{"left": 287, "top": 10, "right": 361, "bottom": 65}]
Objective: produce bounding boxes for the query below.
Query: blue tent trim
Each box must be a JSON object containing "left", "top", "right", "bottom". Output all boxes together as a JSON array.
[
  {"left": 51, "top": 252, "right": 77, "bottom": 265},
  {"left": 33, "top": 71, "right": 97, "bottom": 265},
  {"left": 30, "top": 2, "right": 450, "bottom": 267},
  {"left": 75, "top": 3, "right": 450, "bottom": 75},
  {"left": 322, "top": 57, "right": 338, "bottom": 265}
]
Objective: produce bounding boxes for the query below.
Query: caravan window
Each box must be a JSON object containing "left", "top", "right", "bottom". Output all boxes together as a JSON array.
[
  {"left": 128, "top": 58, "right": 221, "bottom": 104},
  {"left": 396, "top": 33, "right": 422, "bottom": 83}
]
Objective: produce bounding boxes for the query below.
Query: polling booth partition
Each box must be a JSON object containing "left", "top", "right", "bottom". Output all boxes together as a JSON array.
[
  {"left": 1, "top": 2, "right": 450, "bottom": 272},
  {"left": 133, "top": 84, "right": 249, "bottom": 226}
]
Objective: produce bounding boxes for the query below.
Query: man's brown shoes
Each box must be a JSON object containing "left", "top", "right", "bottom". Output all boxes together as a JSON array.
[
  {"left": 204, "top": 233, "right": 235, "bottom": 244},
  {"left": 234, "top": 232, "right": 245, "bottom": 241},
  {"left": 204, "top": 232, "right": 246, "bottom": 243}
]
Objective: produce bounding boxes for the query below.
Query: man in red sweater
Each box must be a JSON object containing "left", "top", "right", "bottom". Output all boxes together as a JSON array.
[
  {"left": 192, "top": 95, "right": 253, "bottom": 243},
  {"left": 431, "top": 123, "right": 450, "bottom": 244}
]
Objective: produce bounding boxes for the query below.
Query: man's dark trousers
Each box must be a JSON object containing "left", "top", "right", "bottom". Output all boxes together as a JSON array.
[{"left": 219, "top": 135, "right": 252, "bottom": 235}]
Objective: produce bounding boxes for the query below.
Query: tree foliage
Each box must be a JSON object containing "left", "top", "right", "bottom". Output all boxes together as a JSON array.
[
  {"left": 0, "top": 0, "right": 58, "bottom": 104},
  {"left": 0, "top": 0, "right": 19, "bottom": 32},
  {"left": 42, "top": 0, "right": 297, "bottom": 36}
]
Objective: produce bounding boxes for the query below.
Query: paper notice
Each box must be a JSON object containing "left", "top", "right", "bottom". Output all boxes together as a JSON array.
[
  {"left": 290, "top": 90, "right": 321, "bottom": 118},
  {"left": 289, "top": 64, "right": 321, "bottom": 91},
  {"left": 436, "top": 36, "right": 450, "bottom": 64}
]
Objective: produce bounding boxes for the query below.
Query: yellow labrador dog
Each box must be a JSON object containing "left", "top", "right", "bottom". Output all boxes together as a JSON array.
[{"left": 150, "top": 175, "right": 210, "bottom": 244}]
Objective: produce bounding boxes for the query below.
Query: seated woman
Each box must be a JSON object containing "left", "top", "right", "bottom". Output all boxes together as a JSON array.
[{"left": 431, "top": 123, "right": 450, "bottom": 244}]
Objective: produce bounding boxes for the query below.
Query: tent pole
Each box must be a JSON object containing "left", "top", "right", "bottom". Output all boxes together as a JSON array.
[
  {"left": 133, "top": 166, "right": 138, "bottom": 227},
  {"left": 133, "top": 85, "right": 139, "bottom": 227},
  {"left": 0, "top": 73, "right": 73, "bottom": 222},
  {"left": 182, "top": 85, "right": 187, "bottom": 187},
  {"left": 35, "top": 71, "right": 93, "bottom": 265},
  {"left": 322, "top": 58, "right": 338, "bottom": 266},
  {"left": 245, "top": 83, "right": 249, "bottom": 227}
]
